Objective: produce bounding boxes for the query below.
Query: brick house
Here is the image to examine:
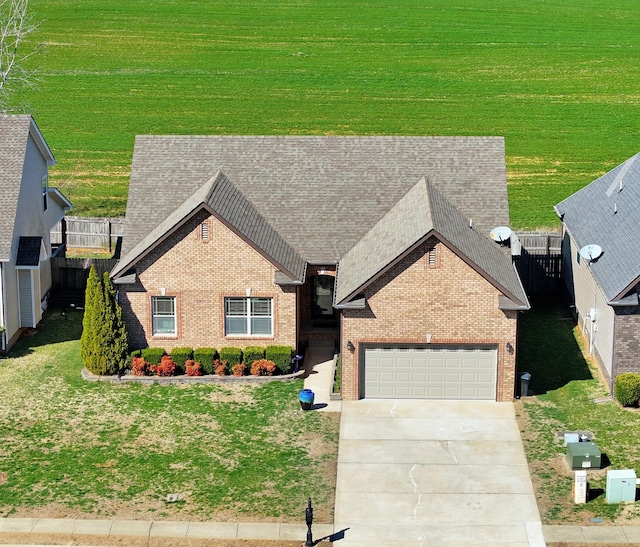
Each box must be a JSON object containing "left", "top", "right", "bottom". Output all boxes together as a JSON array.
[
  {"left": 555, "top": 152, "right": 640, "bottom": 391},
  {"left": 0, "top": 115, "right": 72, "bottom": 351},
  {"left": 111, "top": 136, "right": 529, "bottom": 401}
]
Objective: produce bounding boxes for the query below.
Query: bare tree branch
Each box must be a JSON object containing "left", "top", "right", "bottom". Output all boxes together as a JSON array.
[{"left": 0, "top": 0, "right": 39, "bottom": 109}]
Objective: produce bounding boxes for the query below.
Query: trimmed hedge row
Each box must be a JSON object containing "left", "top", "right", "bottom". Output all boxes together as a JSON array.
[{"left": 129, "top": 345, "right": 295, "bottom": 376}]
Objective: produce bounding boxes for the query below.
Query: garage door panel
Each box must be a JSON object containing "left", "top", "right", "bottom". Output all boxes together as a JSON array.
[{"left": 364, "top": 346, "right": 497, "bottom": 400}]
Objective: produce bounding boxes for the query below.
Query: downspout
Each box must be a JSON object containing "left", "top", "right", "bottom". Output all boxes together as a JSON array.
[{"left": 0, "top": 262, "right": 5, "bottom": 351}]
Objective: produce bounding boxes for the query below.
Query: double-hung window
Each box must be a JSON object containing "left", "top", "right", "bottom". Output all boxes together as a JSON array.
[
  {"left": 225, "top": 297, "right": 272, "bottom": 336},
  {"left": 152, "top": 296, "right": 176, "bottom": 335}
]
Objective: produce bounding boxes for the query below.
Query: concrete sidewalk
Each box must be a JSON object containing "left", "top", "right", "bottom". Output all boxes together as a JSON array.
[
  {"left": 301, "top": 339, "right": 341, "bottom": 413},
  {"left": 0, "top": 517, "right": 333, "bottom": 543}
]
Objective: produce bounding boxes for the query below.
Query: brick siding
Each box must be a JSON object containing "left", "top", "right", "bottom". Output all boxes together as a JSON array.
[
  {"left": 119, "top": 211, "right": 296, "bottom": 353},
  {"left": 341, "top": 239, "right": 518, "bottom": 401},
  {"left": 614, "top": 308, "right": 640, "bottom": 377}
]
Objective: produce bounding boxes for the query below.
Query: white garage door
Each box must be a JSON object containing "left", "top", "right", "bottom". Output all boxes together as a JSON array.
[{"left": 364, "top": 345, "right": 497, "bottom": 400}]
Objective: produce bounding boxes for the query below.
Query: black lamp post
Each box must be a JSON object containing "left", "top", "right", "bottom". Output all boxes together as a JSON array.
[{"left": 305, "top": 497, "right": 314, "bottom": 546}]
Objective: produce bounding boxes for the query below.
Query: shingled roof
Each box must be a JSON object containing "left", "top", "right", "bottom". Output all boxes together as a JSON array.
[
  {"left": 117, "top": 135, "right": 526, "bottom": 306},
  {"left": 555, "top": 153, "right": 640, "bottom": 304},
  {"left": 0, "top": 116, "right": 55, "bottom": 261},
  {"left": 335, "top": 178, "right": 528, "bottom": 307},
  {"left": 121, "top": 136, "right": 509, "bottom": 262},
  {"left": 112, "top": 171, "right": 306, "bottom": 281}
]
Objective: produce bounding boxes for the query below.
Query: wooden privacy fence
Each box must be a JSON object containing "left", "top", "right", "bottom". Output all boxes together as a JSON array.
[
  {"left": 51, "top": 216, "right": 124, "bottom": 252},
  {"left": 51, "top": 257, "right": 118, "bottom": 290},
  {"left": 514, "top": 232, "right": 563, "bottom": 294}
]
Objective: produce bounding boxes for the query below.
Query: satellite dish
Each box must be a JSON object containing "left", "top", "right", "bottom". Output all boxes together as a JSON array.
[
  {"left": 490, "top": 226, "right": 513, "bottom": 243},
  {"left": 579, "top": 244, "right": 603, "bottom": 262}
]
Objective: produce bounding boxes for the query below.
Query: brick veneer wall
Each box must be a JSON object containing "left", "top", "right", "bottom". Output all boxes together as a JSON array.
[
  {"left": 613, "top": 308, "right": 640, "bottom": 377},
  {"left": 340, "top": 239, "right": 519, "bottom": 401},
  {"left": 118, "top": 211, "right": 297, "bottom": 353}
]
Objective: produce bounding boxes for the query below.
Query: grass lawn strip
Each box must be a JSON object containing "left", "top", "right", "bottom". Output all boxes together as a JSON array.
[
  {"left": 516, "top": 297, "right": 640, "bottom": 525},
  {"left": 0, "top": 310, "right": 339, "bottom": 523}
]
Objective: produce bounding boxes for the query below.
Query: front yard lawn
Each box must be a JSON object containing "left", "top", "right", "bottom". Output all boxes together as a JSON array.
[
  {"left": 516, "top": 297, "right": 640, "bottom": 525},
  {"left": 0, "top": 310, "right": 339, "bottom": 523}
]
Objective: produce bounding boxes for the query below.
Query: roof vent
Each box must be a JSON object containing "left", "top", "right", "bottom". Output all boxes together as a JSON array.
[
  {"left": 579, "top": 244, "right": 603, "bottom": 264},
  {"left": 490, "top": 226, "right": 513, "bottom": 243}
]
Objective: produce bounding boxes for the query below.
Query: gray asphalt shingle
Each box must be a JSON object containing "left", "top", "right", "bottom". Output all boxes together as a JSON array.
[
  {"left": 0, "top": 115, "right": 32, "bottom": 260},
  {"left": 118, "top": 136, "right": 526, "bottom": 305},
  {"left": 555, "top": 153, "right": 640, "bottom": 303}
]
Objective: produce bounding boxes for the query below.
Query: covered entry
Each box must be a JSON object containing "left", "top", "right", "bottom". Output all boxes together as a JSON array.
[{"left": 363, "top": 345, "right": 497, "bottom": 400}]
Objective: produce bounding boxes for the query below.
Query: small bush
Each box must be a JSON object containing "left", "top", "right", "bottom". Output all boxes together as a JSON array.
[
  {"left": 185, "top": 360, "right": 202, "bottom": 377},
  {"left": 243, "top": 346, "right": 265, "bottom": 366},
  {"left": 170, "top": 347, "right": 193, "bottom": 374},
  {"left": 152, "top": 355, "right": 176, "bottom": 377},
  {"left": 250, "top": 358, "right": 277, "bottom": 376},
  {"left": 615, "top": 373, "right": 640, "bottom": 407},
  {"left": 142, "top": 347, "right": 165, "bottom": 365},
  {"left": 194, "top": 348, "right": 217, "bottom": 374},
  {"left": 232, "top": 362, "right": 246, "bottom": 376},
  {"left": 220, "top": 347, "right": 242, "bottom": 367},
  {"left": 131, "top": 356, "right": 148, "bottom": 376},
  {"left": 214, "top": 359, "right": 228, "bottom": 376},
  {"left": 266, "top": 345, "right": 293, "bottom": 374}
]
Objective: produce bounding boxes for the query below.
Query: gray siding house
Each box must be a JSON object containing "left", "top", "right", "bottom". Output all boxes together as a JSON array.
[
  {"left": 0, "top": 115, "right": 72, "bottom": 351},
  {"left": 555, "top": 153, "right": 640, "bottom": 389}
]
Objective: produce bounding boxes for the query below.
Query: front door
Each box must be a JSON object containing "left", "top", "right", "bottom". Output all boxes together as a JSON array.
[{"left": 312, "top": 275, "right": 336, "bottom": 322}]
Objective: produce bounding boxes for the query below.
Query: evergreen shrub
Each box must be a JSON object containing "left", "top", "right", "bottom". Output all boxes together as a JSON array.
[
  {"left": 242, "top": 346, "right": 265, "bottom": 366},
  {"left": 266, "top": 345, "right": 293, "bottom": 374},
  {"left": 615, "top": 373, "right": 640, "bottom": 407},
  {"left": 170, "top": 347, "right": 193, "bottom": 374},
  {"left": 142, "top": 347, "right": 165, "bottom": 365},
  {"left": 194, "top": 348, "right": 217, "bottom": 374},
  {"left": 220, "top": 347, "right": 242, "bottom": 367}
]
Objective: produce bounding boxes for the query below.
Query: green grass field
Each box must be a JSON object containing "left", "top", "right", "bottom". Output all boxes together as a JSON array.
[
  {"left": 9, "top": 0, "right": 640, "bottom": 227},
  {"left": 0, "top": 310, "right": 339, "bottom": 521}
]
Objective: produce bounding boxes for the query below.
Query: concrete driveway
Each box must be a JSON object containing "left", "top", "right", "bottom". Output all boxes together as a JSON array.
[{"left": 333, "top": 399, "right": 545, "bottom": 547}]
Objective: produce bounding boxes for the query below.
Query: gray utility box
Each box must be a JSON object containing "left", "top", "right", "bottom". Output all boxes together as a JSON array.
[
  {"left": 606, "top": 469, "right": 637, "bottom": 503},
  {"left": 566, "top": 442, "right": 601, "bottom": 470}
]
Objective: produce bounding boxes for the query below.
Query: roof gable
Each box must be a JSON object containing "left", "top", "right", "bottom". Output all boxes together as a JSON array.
[
  {"left": 335, "top": 178, "right": 528, "bottom": 307},
  {"left": 555, "top": 153, "right": 640, "bottom": 303},
  {"left": 112, "top": 171, "right": 306, "bottom": 281}
]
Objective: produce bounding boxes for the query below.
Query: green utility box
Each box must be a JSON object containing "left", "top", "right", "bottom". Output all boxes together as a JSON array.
[
  {"left": 566, "top": 442, "right": 601, "bottom": 470},
  {"left": 606, "top": 469, "right": 637, "bottom": 503}
]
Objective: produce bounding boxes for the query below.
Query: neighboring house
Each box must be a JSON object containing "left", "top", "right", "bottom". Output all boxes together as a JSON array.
[
  {"left": 0, "top": 115, "right": 72, "bottom": 351},
  {"left": 111, "top": 136, "right": 529, "bottom": 401},
  {"left": 555, "top": 153, "right": 640, "bottom": 390}
]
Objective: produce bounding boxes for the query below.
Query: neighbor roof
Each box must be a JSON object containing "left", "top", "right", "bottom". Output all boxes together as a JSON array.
[
  {"left": 555, "top": 153, "right": 640, "bottom": 304},
  {"left": 0, "top": 115, "right": 56, "bottom": 261}
]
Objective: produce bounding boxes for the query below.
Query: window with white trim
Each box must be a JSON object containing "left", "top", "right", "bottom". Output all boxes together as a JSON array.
[
  {"left": 225, "top": 297, "right": 273, "bottom": 336},
  {"left": 152, "top": 296, "right": 176, "bottom": 335}
]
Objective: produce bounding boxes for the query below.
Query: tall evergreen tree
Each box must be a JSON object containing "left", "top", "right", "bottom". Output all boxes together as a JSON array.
[
  {"left": 80, "top": 266, "right": 128, "bottom": 375},
  {"left": 80, "top": 265, "right": 101, "bottom": 373},
  {"left": 102, "top": 272, "right": 128, "bottom": 375}
]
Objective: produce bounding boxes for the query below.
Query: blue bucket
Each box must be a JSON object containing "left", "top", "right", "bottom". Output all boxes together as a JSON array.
[{"left": 298, "top": 389, "right": 315, "bottom": 410}]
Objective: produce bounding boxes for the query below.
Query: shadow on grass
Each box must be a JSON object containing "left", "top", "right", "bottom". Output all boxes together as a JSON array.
[
  {"left": 517, "top": 294, "right": 592, "bottom": 395},
  {"left": 6, "top": 307, "right": 83, "bottom": 358}
]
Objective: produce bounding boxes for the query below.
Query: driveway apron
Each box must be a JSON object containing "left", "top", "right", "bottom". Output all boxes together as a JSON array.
[{"left": 333, "top": 399, "right": 545, "bottom": 547}]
